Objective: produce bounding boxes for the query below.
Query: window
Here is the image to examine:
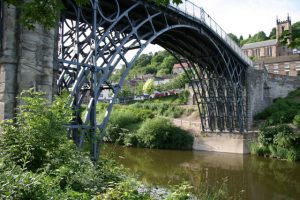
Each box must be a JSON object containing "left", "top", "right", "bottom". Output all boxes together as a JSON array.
[
  {"left": 296, "top": 62, "right": 300, "bottom": 69},
  {"left": 274, "top": 70, "right": 279, "bottom": 74},
  {"left": 282, "top": 26, "right": 285, "bottom": 32},
  {"left": 255, "top": 49, "right": 260, "bottom": 57},
  {"left": 285, "top": 70, "right": 290, "bottom": 76},
  {"left": 267, "top": 47, "right": 272, "bottom": 57},
  {"left": 273, "top": 64, "right": 279, "bottom": 69},
  {"left": 284, "top": 63, "right": 290, "bottom": 69},
  {"left": 297, "top": 71, "right": 300, "bottom": 76}
]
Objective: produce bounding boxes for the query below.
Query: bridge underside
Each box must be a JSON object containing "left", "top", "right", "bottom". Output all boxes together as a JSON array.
[{"left": 58, "top": 0, "right": 249, "bottom": 160}]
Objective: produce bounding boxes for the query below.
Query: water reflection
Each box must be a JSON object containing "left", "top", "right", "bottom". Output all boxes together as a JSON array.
[{"left": 103, "top": 144, "right": 300, "bottom": 200}]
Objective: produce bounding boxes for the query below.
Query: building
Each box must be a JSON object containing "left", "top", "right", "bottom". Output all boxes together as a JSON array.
[
  {"left": 172, "top": 62, "right": 190, "bottom": 74},
  {"left": 98, "top": 89, "right": 112, "bottom": 102},
  {"left": 242, "top": 15, "right": 300, "bottom": 76},
  {"left": 153, "top": 75, "right": 173, "bottom": 85}
]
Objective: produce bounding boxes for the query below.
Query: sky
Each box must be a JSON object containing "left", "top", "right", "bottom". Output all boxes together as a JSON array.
[{"left": 143, "top": 0, "right": 300, "bottom": 54}]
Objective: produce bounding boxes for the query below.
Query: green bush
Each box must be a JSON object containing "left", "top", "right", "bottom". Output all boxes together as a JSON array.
[
  {"left": 166, "top": 183, "right": 193, "bottom": 200},
  {"left": 136, "top": 118, "right": 193, "bottom": 149},
  {"left": 106, "top": 110, "right": 140, "bottom": 143},
  {"left": 293, "top": 113, "right": 300, "bottom": 127},
  {"left": 95, "top": 180, "right": 152, "bottom": 200},
  {"left": 0, "top": 89, "right": 72, "bottom": 170},
  {"left": 254, "top": 93, "right": 300, "bottom": 122},
  {"left": 250, "top": 143, "right": 269, "bottom": 156},
  {"left": 266, "top": 109, "right": 299, "bottom": 125},
  {"left": 258, "top": 124, "right": 293, "bottom": 146},
  {"left": 0, "top": 89, "right": 128, "bottom": 199},
  {"left": 287, "top": 87, "right": 300, "bottom": 98},
  {"left": 252, "top": 123, "right": 300, "bottom": 161}
]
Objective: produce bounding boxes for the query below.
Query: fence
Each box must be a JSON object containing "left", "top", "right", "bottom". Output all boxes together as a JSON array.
[{"left": 171, "top": 118, "right": 201, "bottom": 132}]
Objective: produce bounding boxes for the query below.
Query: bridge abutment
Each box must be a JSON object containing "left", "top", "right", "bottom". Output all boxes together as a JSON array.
[
  {"left": 246, "top": 67, "right": 300, "bottom": 129},
  {"left": 0, "top": 3, "right": 56, "bottom": 121},
  {"left": 193, "top": 132, "right": 256, "bottom": 154}
]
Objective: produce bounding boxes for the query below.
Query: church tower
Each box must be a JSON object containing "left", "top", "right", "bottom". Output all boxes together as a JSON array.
[{"left": 276, "top": 15, "right": 292, "bottom": 40}]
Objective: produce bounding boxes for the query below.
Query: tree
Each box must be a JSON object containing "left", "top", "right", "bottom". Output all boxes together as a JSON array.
[
  {"left": 241, "top": 31, "right": 267, "bottom": 46},
  {"left": 143, "top": 79, "right": 155, "bottom": 95},
  {"left": 239, "top": 35, "right": 244, "bottom": 41},
  {"left": 134, "top": 82, "right": 144, "bottom": 96},
  {"left": 4, "top": 0, "right": 183, "bottom": 30},
  {"left": 132, "top": 54, "right": 152, "bottom": 69},
  {"left": 228, "top": 33, "right": 240, "bottom": 45},
  {"left": 118, "top": 85, "right": 133, "bottom": 99},
  {"left": 280, "top": 21, "right": 300, "bottom": 49},
  {"left": 269, "top": 27, "right": 276, "bottom": 39}
]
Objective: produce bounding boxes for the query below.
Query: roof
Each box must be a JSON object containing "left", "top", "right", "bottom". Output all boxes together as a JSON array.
[
  {"left": 173, "top": 63, "right": 189, "bottom": 69},
  {"left": 242, "top": 39, "right": 277, "bottom": 50}
]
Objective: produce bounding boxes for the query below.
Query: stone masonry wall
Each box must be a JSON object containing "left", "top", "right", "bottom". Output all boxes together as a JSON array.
[
  {"left": 246, "top": 67, "right": 300, "bottom": 129},
  {"left": 0, "top": 5, "right": 18, "bottom": 120},
  {"left": 0, "top": 3, "right": 56, "bottom": 121}
]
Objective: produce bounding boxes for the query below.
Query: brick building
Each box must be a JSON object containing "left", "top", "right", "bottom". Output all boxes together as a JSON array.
[{"left": 242, "top": 16, "right": 300, "bottom": 76}]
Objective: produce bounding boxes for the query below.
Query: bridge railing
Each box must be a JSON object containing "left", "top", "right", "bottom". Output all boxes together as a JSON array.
[{"left": 168, "top": 0, "right": 253, "bottom": 66}]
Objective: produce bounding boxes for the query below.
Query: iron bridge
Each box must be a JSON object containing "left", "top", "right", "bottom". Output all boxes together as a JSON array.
[{"left": 57, "top": 0, "right": 253, "bottom": 160}]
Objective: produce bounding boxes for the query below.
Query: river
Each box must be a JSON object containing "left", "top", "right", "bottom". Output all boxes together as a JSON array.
[{"left": 103, "top": 144, "right": 300, "bottom": 200}]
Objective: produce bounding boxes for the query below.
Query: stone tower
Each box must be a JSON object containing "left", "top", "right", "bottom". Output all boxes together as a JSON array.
[{"left": 276, "top": 15, "right": 292, "bottom": 40}]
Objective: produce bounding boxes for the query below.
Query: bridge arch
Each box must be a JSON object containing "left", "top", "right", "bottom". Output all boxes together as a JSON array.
[{"left": 58, "top": 0, "right": 249, "bottom": 159}]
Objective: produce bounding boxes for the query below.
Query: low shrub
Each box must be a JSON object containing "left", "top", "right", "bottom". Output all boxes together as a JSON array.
[
  {"left": 106, "top": 110, "right": 140, "bottom": 143},
  {"left": 287, "top": 87, "right": 300, "bottom": 98},
  {"left": 254, "top": 90, "right": 300, "bottom": 122},
  {"left": 136, "top": 118, "right": 193, "bottom": 149},
  {"left": 293, "top": 113, "right": 300, "bottom": 127},
  {"left": 258, "top": 124, "right": 293, "bottom": 146},
  {"left": 0, "top": 90, "right": 129, "bottom": 199},
  {"left": 250, "top": 143, "right": 269, "bottom": 156},
  {"left": 95, "top": 180, "right": 152, "bottom": 200},
  {"left": 252, "top": 123, "right": 300, "bottom": 161}
]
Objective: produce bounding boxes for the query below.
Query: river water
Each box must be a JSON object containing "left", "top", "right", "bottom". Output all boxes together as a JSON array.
[{"left": 103, "top": 144, "right": 300, "bottom": 200}]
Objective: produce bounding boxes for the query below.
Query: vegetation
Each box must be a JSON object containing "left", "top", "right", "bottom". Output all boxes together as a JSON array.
[
  {"left": 126, "top": 51, "right": 177, "bottom": 79},
  {"left": 101, "top": 96, "right": 194, "bottom": 150},
  {"left": 251, "top": 88, "right": 300, "bottom": 161},
  {"left": 240, "top": 31, "right": 268, "bottom": 46},
  {"left": 0, "top": 89, "right": 230, "bottom": 199},
  {"left": 229, "top": 31, "right": 270, "bottom": 46},
  {"left": 156, "top": 73, "right": 190, "bottom": 92},
  {"left": 111, "top": 50, "right": 186, "bottom": 98},
  {"left": 229, "top": 20, "right": 300, "bottom": 48},
  {"left": 134, "top": 117, "right": 193, "bottom": 149},
  {"left": 0, "top": 89, "right": 196, "bottom": 199},
  {"left": 0, "top": 90, "right": 123, "bottom": 199},
  {"left": 280, "top": 21, "right": 300, "bottom": 49}
]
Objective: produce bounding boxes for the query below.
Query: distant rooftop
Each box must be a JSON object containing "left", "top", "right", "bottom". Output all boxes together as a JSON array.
[
  {"left": 242, "top": 39, "right": 277, "bottom": 50},
  {"left": 173, "top": 63, "right": 189, "bottom": 69}
]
